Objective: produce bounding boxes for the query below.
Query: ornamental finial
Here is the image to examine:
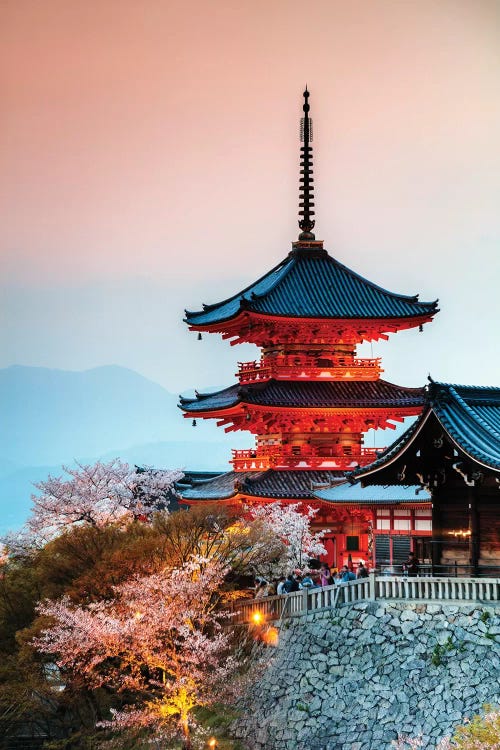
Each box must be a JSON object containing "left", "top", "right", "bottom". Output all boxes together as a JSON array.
[{"left": 298, "top": 87, "right": 315, "bottom": 241}]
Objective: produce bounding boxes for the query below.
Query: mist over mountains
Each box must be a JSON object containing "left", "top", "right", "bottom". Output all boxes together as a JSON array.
[{"left": 0, "top": 365, "right": 247, "bottom": 534}]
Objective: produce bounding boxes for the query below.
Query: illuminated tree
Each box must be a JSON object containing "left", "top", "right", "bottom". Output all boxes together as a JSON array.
[
  {"left": 247, "top": 502, "right": 328, "bottom": 575},
  {"left": 34, "top": 558, "right": 236, "bottom": 748}
]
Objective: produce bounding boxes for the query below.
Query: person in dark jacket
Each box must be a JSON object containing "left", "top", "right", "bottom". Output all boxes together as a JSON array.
[
  {"left": 283, "top": 573, "right": 300, "bottom": 593},
  {"left": 404, "top": 552, "right": 419, "bottom": 577},
  {"left": 357, "top": 562, "right": 369, "bottom": 579}
]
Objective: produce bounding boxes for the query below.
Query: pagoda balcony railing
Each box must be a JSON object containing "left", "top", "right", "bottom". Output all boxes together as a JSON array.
[
  {"left": 231, "top": 446, "right": 384, "bottom": 472},
  {"left": 237, "top": 355, "right": 382, "bottom": 383}
]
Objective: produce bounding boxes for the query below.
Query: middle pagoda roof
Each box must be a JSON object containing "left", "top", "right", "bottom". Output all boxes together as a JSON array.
[
  {"left": 180, "top": 379, "right": 425, "bottom": 414},
  {"left": 184, "top": 246, "right": 439, "bottom": 330}
]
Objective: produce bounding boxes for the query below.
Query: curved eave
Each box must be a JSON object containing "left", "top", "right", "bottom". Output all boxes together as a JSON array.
[
  {"left": 181, "top": 402, "right": 423, "bottom": 419},
  {"left": 179, "top": 379, "right": 425, "bottom": 416},
  {"left": 351, "top": 396, "right": 500, "bottom": 480},
  {"left": 429, "top": 382, "right": 500, "bottom": 471},
  {"left": 348, "top": 410, "right": 432, "bottom": 482},
  {"left": 186, "top": 310, "right": 438, "bottom": 334},
  {"left": 175, "top": 470, "right": 244, "bottom": 502},
  {"left": 432, "top": 413, "right": 500, "bottom": 473},
  {"left": 184, "top": 255, "right": 294, "bottom": 326},
  {"left": 314, "top": 483, "right": 432, "bottom": 504},
  {"left": 184, "top": 250, "right": 439, "bottom": 328},
  {"left": 315, "top": 500, "right": 431, "bottom": 506}
]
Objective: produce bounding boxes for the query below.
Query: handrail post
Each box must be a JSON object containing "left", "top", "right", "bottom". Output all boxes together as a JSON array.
[
  {"left": 368, "top": 572, "right": 376, "bottom": 601},
  {"left": 302, "top": 587, "right": 309, "bottom": 613}
]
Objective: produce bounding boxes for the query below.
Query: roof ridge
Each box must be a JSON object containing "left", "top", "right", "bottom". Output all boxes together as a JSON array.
[{"left": 432, "top": 380, "right": 500, "bottom": 392}]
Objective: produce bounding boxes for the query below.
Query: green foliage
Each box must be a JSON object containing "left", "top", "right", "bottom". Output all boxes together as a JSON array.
[
  {"left": 430, "top": 635, "right": 455, "bottom": 666},
  {"left": 480, "top": 610, "right": 491, "bottom": 624},
  {"left": 449, "top": 705, "right": 500, "bottom": 749}
]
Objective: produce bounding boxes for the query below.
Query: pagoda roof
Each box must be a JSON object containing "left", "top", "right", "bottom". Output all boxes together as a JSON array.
[
  {"left": 176, "top": 471, "right": 241, "bottom": 500},
  {"left": 177, "top": 469, "right": 345, "bottom": 501},
  {"left": 313, "top": 482, "right": 431, "bottom": 504},
  {"left": 350, "top": 381, "right": 500, "bottom": 479},
  {"left": 179, "top": 379, "right": 425, "bottom": 413},
  {"left": 184, "top": 246, "right": 439, "bottom": 327}
]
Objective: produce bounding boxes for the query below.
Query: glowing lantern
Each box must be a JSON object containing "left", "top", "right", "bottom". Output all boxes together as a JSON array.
[{"left": 251, "top": 610, "right": 264, "bottom": 626}]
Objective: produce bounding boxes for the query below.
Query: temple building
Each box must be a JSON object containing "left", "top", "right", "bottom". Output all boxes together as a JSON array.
[
  {"left": 176, "top": 90, "right": 439, "bottom": 569},
  {"left": 340, "top": 380, "right": 500, "bottom": 575}
]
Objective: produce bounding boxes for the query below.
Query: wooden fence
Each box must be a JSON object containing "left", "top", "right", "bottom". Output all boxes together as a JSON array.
[{"left": 231, "top": 574, "right": 500, "bottom": 624}]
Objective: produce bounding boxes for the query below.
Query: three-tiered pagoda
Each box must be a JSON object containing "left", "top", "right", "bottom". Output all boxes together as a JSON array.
[{"left": 177, "top": 90, "right": 438, "bottom": 566}]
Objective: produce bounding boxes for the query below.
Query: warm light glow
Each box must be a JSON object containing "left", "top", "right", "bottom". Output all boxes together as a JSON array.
[
  {"left": 251, "top": 610, "right": 264, "bottom": 626},
  {"left": 208, "top": 739, "right": 217, "bottom": 749},
  {"left": 263, "top": 626, "right": 279, "bottom": 646},
  {"left": 134, "top": 611, "right": 144, "bottom": 620},
  {"left": 447, "top": 529, "right": 472, "bottom": 538}
]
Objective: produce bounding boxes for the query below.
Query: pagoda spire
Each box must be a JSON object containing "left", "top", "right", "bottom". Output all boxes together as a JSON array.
[{"left": 298, "top": 87, "right": 316, "bottom": 241}]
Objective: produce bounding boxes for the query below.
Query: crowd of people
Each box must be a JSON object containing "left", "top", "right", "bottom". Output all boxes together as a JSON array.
[{"left": 254, "top": 560, "right": 369, "bottom": 598}]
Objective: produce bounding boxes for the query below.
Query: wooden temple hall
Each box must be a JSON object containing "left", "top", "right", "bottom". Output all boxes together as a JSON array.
[{"left": 176, "top": 90, "right": 499, "bottom": 576}]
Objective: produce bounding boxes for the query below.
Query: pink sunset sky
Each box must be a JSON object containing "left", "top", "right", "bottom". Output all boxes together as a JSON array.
[{"left": 1, "top": 0, "right": 499, "bottom": 396}]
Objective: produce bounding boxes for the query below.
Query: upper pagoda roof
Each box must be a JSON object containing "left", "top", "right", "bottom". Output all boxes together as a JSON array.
[
  {"left": 179, "top": 378, "right": 425, "bottom": 413},
  {"left": 350, "top": 381, "right": 500, "bottom": 478},
  {"left": 176, "top": 469, "right": 344, "bottom": 502},
  {"left": 184, "top": 247, "right": 439, "bottom": 328},
  {"left": 185, "top": 90, "right": 438, "bottom": 333}
]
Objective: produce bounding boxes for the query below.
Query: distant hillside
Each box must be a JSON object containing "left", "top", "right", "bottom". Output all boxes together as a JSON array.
[
  {"left": 0, "top": 365, "right": 247, "bottom": 533},
  {"left": 0, "top": 365, "right": 228, "bottom": 466}
]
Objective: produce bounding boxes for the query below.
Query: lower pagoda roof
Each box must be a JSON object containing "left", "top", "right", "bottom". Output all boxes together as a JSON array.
[
  {"left": 179, "top": 379, "right": 425, "bottom": 413},
  {"left": 313, "top": 482, "right": 431, "bottom": 504},
  {"left": 176, "top": 469, "right": 345, "bottom": 502},
  {"left": 350, "top": 380, "right": 500, "bottom": 480}
]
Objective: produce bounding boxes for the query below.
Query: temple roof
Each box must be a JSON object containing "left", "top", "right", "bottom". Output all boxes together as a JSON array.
[
  {"left": 176, "top": 471, "right": 242, "bottom": 500},
  {"left": 177, "top": 469, "right": 344, "bottom": 501},
  {"left": 350, "top": 381, "right": 500, "bottom": 478},
  {"left": 184, "top": 248, "right": 439, "bottom": 328},
  {"left": 179, "top": 379, "right": 425, "bottom": 413},
  {"left": 313, "top": 482, "right": 431, "bottom": 504}
]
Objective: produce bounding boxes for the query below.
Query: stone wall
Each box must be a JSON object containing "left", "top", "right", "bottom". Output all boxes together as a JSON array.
[{"left": 232, "top": 601, "right": 500, "bottom": 750}]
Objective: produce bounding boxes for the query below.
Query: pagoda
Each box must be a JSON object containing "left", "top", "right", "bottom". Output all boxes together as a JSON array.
[{"left": 177, "top": 89, "right": 438, "bottom": 567}]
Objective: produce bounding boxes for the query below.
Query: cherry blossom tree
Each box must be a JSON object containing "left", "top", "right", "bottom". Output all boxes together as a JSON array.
[
  {"left": 27, "top": 460, "right": 183, "bottom": 542},
  {"left": 246, "top": 502, "right": 328, "bottom": 575},
  {"left": 34, "top": 558, "right": 237, "bottom": 748}
]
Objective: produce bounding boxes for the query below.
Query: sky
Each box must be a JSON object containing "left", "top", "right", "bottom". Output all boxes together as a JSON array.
[{"left": 1, "top": 0, "right": 500, "bottom": 401}]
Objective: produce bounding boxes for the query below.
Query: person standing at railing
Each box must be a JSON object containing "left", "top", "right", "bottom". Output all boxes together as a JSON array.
[
  {"left": 276, "top": 576, "right": 286, "bottom": 595},
  {"left": 319, "top": 562, "right": 331, "bottom": 587},
  {"left": 283, "top": 573, "right": 300, "bottom": 593},
  {"left": 300, "top": 574, "right": 316, "bottom": 589},
  {"left": 340, "top": 565, "right": 356, "bottom": 583},
  {"left": 357, "top": 562, "right": 369, "bottom": 579},
  {"left": 402, "top": 552, "right": 420, "bottom": 577},
  {"left": 255, "top": 581, "right": 267, "bottom": 598}
]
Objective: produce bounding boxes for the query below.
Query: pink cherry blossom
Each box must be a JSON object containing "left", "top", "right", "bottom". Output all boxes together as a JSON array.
[
  {"left": 26, "top": 459, "right": 182, "bottom": 542},
  {"left": 34, "top": 557, "right": 236, "bottom": 744}
]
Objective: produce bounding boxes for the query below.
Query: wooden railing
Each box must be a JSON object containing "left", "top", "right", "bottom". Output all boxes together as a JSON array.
[
  {"left": 231, "top": 575, "right": 500, "bottom": 624},
  {"left": 237, "top": 356, "right": 382, "bottom": 384},
  {"left": 230, "top": 446, "right": 383, "bottom": 472}
]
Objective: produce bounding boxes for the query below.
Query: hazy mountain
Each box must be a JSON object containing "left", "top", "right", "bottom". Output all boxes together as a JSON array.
[
  {"left": 0, "top": 364, "right": 235, "bottom": 465},
  {"left": 0, "top": 365, "right": 246, "bottom": 533}
]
